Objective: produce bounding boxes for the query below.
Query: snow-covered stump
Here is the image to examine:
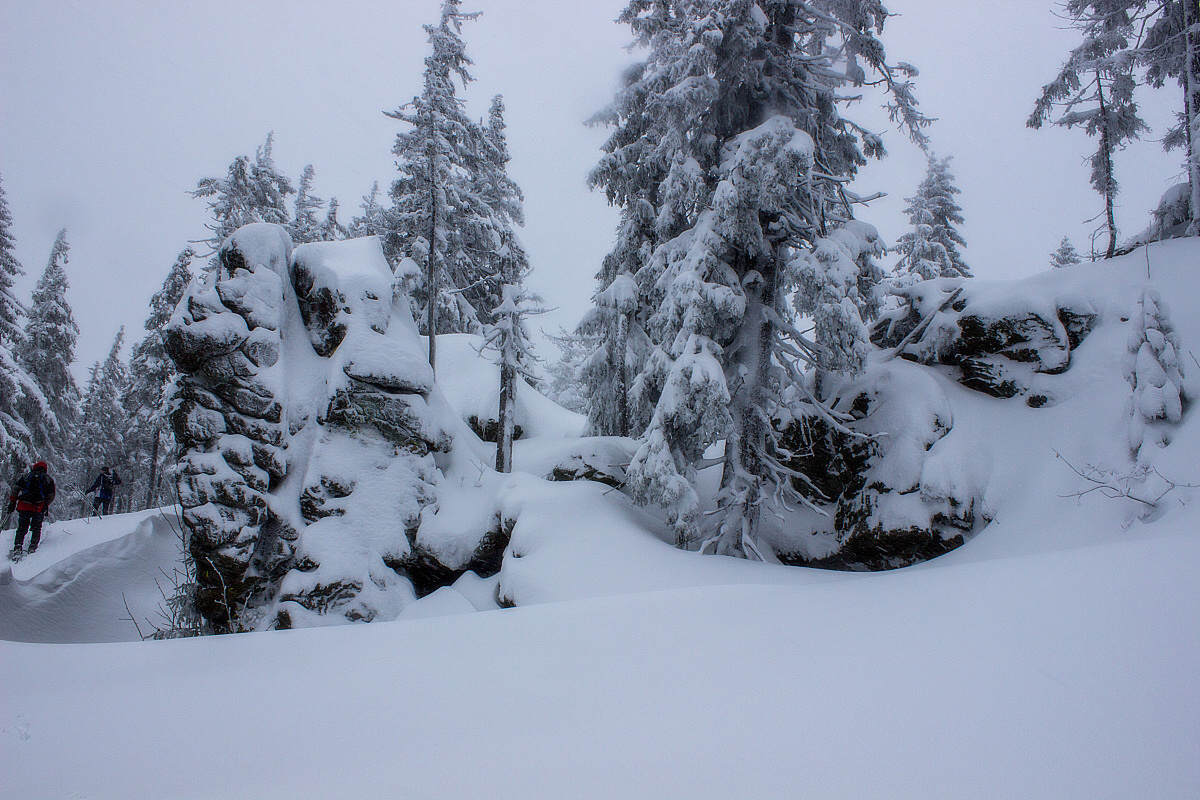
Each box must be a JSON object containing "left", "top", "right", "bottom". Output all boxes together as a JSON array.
[{"left": 165, "top": 224, "right": 291, "bottom": 630}]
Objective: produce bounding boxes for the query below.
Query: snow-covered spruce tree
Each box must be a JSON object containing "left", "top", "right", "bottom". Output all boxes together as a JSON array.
[
  {"left": 1140, "top": 0, "right": 1200, "bottom": 235},
  {"left": 321, "top": 197, "right": 348, "bottom": 241},
  {"left": 122, "top": 247, "right": 194, "bottom": 510},
  {"left": 0, "top": 173, "right": 45, "bottom": 477},
  {"left": 1050, "top": 236, "right": 1084, "bottom": 268},
  {"left": 192, "top": 132, "right": 294, "bottom": 263},
  {"left": 585, "top": 30, "right": 682, "bottom": 440},
  {"left": 482, "top": 284, "right": 543, "bottom": 473},
  {"left": 386, "top": 0, "right": 504, "bottom": 371},
  {"left": 71, "top": 329, "right": 130, "bottom": 507},
  {"left": 0, "top": 174, "right": 24, "bottom": 348},
  {"left": 1029, "top": 3, "right": 1148, "bottom": 259},
  {"left": 18, "top": 229, "right": 79, "bottom": 466},
  {"left": 543, "top": 327, "right": 598, "bottom": 414},
  {"left": 1125, "top": 288, "right": 1193, "bottom": 461},
  {"left": 290, "top": 164, "right": 325, "bottom": 245},
  {"left": 595, "top": 0, "right": 928, "bottom": 555},
  {"left": 895, "top": 155, "right": 970, "bottom": 280},
  {"left": 577, "top": 201, "right": 657, "bottom": 437},
  {"left": 476, "top": 94, "right": 531, "bottom": 323},
  {"left": 350, "top": 182, "right": 388, "bottom": 240}
]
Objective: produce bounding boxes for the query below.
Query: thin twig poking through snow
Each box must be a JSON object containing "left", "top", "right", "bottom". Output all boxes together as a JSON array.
[
  {"left": 120, "top": 592, "right": 145, "bottom": 640},
  {"left": 1054, "top": 449, "right": 1197, "bottom": 508}
]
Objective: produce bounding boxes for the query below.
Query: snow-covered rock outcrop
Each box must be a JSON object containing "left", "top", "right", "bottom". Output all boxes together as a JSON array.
[
  {"left": 166, "top": 227, "right": 467, "bottom": 630},
  {"left": 165, "top": 224, "right": 291, "bottom": 629},
  {"left": 871, "top": 278, "right": 1098, "bottom": 403}
]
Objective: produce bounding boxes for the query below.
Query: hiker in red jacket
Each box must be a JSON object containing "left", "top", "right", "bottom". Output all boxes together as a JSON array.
[{"left": 7, "top": 461, "right": 55, "bottom": 560}]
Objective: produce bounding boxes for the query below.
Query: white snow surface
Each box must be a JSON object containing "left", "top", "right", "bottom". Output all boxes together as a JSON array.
[
  {"left": 2, "top": 241, "right": 1199, "bottom": 797},
  {"left": 432, "top": 332, "right": 586, "bottom": 439}
]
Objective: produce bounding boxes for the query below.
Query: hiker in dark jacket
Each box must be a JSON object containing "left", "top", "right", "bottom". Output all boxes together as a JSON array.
[
  {"left": 85, "top": 466, "right": 122, "bottom": 517},
  {"left": 7, "top": 461, "right": 55, "bottom": 559}
]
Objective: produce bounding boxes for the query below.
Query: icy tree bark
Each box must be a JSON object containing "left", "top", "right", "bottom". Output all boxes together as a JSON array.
[
  {"left": 1097, "top": 78, "right": 1118, "bottom": 259},
  {"left": 496, "top": 360, "right": 515, "bottom": 473}
]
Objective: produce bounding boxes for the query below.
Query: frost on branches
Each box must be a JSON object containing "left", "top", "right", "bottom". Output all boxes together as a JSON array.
[
  {"left": 1050, "top": 237, "right": 1083, "bottom": 268},
  {"left": 1125, "top": 288, "right": 1194, "bottom": 462},
  {"left": 386, "top": 1, "right": 528, "bottom": 371},
  {"left": 895, "top": 155, "right": 970, "bottom": 280},
  {"left": 593, "top": 0, "right": 929, "bottom": 557}
]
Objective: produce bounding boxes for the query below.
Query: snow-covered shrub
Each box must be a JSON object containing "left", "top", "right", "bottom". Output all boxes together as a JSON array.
[{"left": 1126, "top": 288, "right": 1194, "bottom": 462}]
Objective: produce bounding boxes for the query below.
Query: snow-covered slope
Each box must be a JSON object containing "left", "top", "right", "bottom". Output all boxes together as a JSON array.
[{"left": 1, "top": 241, "right": 1198, "bottom": 798}]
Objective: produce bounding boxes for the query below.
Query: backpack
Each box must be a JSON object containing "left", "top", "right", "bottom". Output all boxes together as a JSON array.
[{"left": 18, "top": 471, "right": 50, "bottom": 506}]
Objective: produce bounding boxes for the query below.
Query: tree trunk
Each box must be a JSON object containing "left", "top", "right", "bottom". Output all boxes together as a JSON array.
[
  {"left": 496, "top": 360, "right": 515, "bottom": 473},
  {"left": 615, "top": 310, "right": 630, "bottom": 438},
  {"left": 1098, "top": 79, "right": 1118, "bottom": 259},
  {"left": 144, "top": 427, "right": 160, "bottom": 511},
  {"left": 1185, "top": 0, "right": 1200, "bottom": 236},
  {"left": 427, "top": 188, "right": 438, "bottom": 375},
  {"left": 714, "top": 250, "right": 776, "bottom": 559}
]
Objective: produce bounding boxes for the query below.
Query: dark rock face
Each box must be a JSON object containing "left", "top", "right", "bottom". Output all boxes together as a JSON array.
[
  {"left": 871, "top": 283, "right": 1097, "bottom": 400},
  {"left": 165, "top": 225, "right": 292, "bottom": 630},
  {"left": 774, "top": 361, "right": 985, "bottom": 571}
]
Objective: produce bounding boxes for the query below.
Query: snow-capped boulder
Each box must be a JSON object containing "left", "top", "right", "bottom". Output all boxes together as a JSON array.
[
  {"left": 772, "top": 359, "right": 984, "bottom": 570},
  {"left": 872, "top": 279, "right": 1097, "bottom": 402}
]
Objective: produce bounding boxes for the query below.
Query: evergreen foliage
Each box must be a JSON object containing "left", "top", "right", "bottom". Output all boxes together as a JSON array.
[
  {"left": 321, "top": 197, "right": 348, "bottom": 241},
  {"left": 192, "top": 132, "right": 295, "bottom": 259},
  {"left": 591, "top": 0, "right": 929, "bottom": 555},
  {"left": 123, "top": 248, "right": 195, "bottom": 509},
  {"left": 350, "top": 181, "right": 388, "bottom": 241},
  {"left": 1137, "top": 0, "right": 1200, "bottom": 236},
  {"left": 0, "top": 174, "right": 25, "bottom": 348},
  {"left": 481, "top": 284, "right": 543, "bottom": 473},
  {"left": 386, "top": 1, "right": 528, "bottom": 373},
  {"left": 18, "top": 229, "right": 79, "bottom": 464},
  {"left": 1029, "top": 0, "right": 1200, "bottom": 253},
  {"left": 896, "top": 155, "right": 970, "bottom": 280},
  {"left": 0, "top": 173, "right": 44, "bottom": 477},
  {"left": 72, "top": 329, "right": 130, "bottom": 501},
  {"left": 1051, "top": 236, "right": 1084, "bottom": 268},
  {"left": 543, "top": 327, "right": 596, "bottom": 415},
  {"left": 387, "top": 0, "right": 491, "bottom": 347},
  {"left": 291, "top": 164, "right": 325, "bottom": 245}
]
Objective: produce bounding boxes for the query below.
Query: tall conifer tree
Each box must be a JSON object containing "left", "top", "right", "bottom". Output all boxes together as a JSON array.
[
  {"left": 123, "top": 248, "right": 195, "bottom": 509},
  {"left": 387, "top": 0, "right": 509, "bottom": 370},
  {"left": 19, "top": 229, "right": 79, "bottom": 464},
  {"left": 896, "top": 155, "right": 970, "bottom": 280},
  {"left": 1029, "top": 2, "right": 1149, "bottom": 258},
  {"left": 593, "top": 0, "right": 928, "bottom": 555},
  {"left": 0, "top": 174, "right": 47, "bottom": 476}
]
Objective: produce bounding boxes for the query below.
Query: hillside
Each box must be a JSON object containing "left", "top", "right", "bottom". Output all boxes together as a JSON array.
[{"left": 1, "top": 240, "right": 1198, "bottom": 798}]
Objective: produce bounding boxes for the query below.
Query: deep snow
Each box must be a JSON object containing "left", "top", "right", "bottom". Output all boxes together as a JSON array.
[{"left": 1, "top": 240, "right": 1198, "bottom": 798}]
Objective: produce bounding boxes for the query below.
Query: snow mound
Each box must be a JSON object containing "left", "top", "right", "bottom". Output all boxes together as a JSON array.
[{"left": 432, "top": 333, "right": 586, "bottom": 440}]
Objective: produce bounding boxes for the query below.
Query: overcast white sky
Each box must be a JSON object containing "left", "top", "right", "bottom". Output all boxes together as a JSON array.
[{"left": 0, "top": 0, "right": 1186, "bottom": 376}]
